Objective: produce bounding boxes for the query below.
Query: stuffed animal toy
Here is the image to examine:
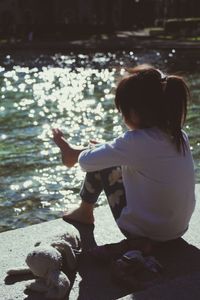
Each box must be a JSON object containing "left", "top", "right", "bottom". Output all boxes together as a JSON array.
[{"left": 7, "top": 232, "right": 81, "bottom": 299}]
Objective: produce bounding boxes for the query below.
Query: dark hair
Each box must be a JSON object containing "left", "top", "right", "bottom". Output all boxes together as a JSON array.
[{"left": 115, "top": 64, "right": 190, "bottom": 153}]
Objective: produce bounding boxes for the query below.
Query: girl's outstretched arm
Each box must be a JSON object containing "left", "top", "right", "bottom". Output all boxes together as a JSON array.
[{"left": 52, "top": 128, "right": 86, "bottom": 168}]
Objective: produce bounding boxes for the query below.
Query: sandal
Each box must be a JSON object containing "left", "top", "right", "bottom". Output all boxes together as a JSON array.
[{"left": 111, "top": 250, "right": 163, "bottom": 289}]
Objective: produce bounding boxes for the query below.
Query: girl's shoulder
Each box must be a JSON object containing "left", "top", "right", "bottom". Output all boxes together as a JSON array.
[{"left": 123, "top": 127, "right": 167, "bottom": 141}]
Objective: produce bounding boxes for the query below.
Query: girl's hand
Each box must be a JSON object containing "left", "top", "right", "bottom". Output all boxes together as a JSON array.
[
  {"left": 89, "top": 139, "right": 103, "bottom": 148},
  {"left": 89, "top": 140, "right": 100, "bottom": 145},
  {"left": 52, "top": 128, "right": 65, "bottom": 148}
]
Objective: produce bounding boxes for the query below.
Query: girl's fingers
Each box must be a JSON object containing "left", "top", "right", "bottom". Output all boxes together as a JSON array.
[
  {"left": 90, "top": 140, "right": 100, "bottom": 144},
  {"left": 52, "top": 128, "right": 63, "bottom": 137}
]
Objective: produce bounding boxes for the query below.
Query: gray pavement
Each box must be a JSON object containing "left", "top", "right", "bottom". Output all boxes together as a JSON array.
[{"left": 1, "top": 184, "right": 200, "bottom": 300}]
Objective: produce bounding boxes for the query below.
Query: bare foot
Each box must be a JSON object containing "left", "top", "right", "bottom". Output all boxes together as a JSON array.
[{"left": 63, "top": 202, "right": 94, "bottom": 225}]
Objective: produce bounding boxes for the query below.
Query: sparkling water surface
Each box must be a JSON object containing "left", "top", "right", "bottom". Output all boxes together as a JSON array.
[{"left": 0, "top": 50, "right": 200, "bottom": 232}]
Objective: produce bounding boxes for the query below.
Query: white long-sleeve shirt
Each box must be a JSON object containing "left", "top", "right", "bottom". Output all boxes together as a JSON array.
[{"left": 78, "top": 127, "right": 195, "bottom": 241}]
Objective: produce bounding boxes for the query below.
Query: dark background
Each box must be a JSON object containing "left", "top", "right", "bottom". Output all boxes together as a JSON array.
[{"left": 0, "top": 0, "right": 200, "bottom": 41}]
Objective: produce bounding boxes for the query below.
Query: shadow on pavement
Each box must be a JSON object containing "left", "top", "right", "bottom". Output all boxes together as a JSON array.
[{"left": 73, "top": 224, "right": 200, "bottom": 300}]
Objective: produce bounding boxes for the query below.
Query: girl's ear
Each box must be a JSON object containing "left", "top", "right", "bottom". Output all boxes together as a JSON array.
[
  {"left": 124, "top": 110, "right": 140, "bottom": 129},
  {"left": 130, "top": 110, "right": 140, "bottom": 124}
]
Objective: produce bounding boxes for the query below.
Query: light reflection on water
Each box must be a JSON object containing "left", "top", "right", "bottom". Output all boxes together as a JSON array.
[{"left": 0, "top": 50, "right": 200, "bottom": 232}]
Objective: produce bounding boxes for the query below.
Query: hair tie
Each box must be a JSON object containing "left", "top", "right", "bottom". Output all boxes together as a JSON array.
[
  {"left": 160, "top": 76, "right": 168, "bottom": 82},
  {"left": 161, "top": 76, "right": 168, "bottom": 92}
]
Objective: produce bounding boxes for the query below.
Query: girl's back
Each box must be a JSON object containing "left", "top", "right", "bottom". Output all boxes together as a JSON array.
[{"left": 116, "top": 127, "right": 195, "bottom": 241}]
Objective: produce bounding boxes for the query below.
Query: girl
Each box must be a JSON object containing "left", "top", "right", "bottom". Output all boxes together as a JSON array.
[{"left": 52, "top": 64, "right": 195, "bottom": 254}]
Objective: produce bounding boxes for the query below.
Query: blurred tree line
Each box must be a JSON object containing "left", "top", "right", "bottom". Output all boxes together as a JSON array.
[{"left": 0, "top": 0, "right": 199, "bottom": 40}]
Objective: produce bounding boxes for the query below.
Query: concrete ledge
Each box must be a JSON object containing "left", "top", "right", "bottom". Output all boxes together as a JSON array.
[{"left": 1, "top": 185, "right": 200, "bottom": 300}]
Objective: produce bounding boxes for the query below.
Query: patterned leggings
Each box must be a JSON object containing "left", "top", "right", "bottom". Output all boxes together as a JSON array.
[{"left": 80, "top": 166, "right": 127, "bottom": 222}]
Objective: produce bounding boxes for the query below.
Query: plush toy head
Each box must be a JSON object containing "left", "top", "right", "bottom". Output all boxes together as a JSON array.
[{"left": 26, "top": 246, "right": 62, "bottom": 278}]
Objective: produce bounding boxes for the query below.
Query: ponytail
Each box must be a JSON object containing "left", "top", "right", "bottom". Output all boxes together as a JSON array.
[{"left": 163, "top": 75, "right": 190, "bottom": 153}]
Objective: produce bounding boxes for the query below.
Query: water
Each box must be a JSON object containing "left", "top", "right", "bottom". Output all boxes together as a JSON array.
[{"left": 0, "top": 50, "right": 200, "bottom": 232}]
